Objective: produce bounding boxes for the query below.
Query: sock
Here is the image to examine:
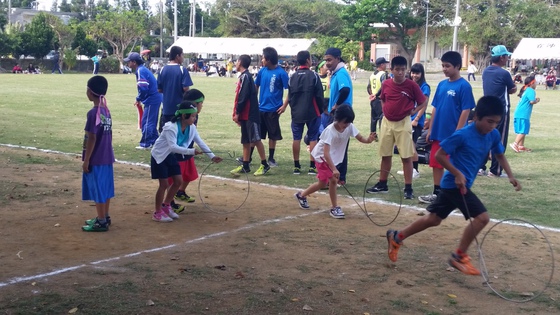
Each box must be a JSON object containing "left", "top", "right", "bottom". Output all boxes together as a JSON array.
[
  {"left": 243, "top": 161, "right": 250, "bottom": 170},
  {"left": 455, "top": 249, "right": 465, "bottom": 257},
  {"left": 176, "top": 190, "right": 186, "bottom": 196},
  {"left": 249, "top": 147, "right": 255, "bottom": 161},
  {"left": 404, "top": 184, "right": 412, "bottom": 192},
  {"left": 294, "top": 160, "right": 301, "bottom": 168},
  {"left": 379, "top": 180, "right": 388, "bottom": 187},
  {"left": 310, "top": 160, "right": 315, "bottom": 168},
  {"left": 269, "top": 148, "right": 275, "bottom": 160},
  {"left": 433, "top": 185, "right": 441, "bottom": 195},
  {"left": 262, "top": 160, "right": 269, "bottom": 167},
  {"left": 395, "top": 231, "right": 405, "bottom": 243},
  {"left": 97, "top": 217, "right": 106, "bottom": 225},
  {"left": 413, "top": 161, "right": 419, "bottom": 171}
]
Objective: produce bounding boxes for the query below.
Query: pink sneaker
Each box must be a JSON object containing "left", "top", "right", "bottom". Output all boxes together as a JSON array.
[
  {"left": 161, "top": 204, "right": 179, "bottom": 219},
  {"left": 152, "top": 210, "right": 173, "bottom": 222}
]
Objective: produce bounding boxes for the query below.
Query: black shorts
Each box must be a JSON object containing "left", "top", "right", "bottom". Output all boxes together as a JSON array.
[
  {"left": 412, "top": 125, "right": 423, "bottom": 143},
  {"left": 259, "top": 111, "right": 283, "bottom": 141},
  {"left": 427, "top": 188, "right": 487, "bottom": 220},
  {"left": 240, "top": 120, "right": 262, "bottom": 144},
  {"left": 151, "top": 155, "right": 181, "bottom": 179}
]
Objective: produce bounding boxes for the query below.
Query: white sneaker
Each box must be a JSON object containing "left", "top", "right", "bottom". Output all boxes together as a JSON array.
[
  {"left": 162, "top": 204, "right": 179, "bottom": 219},
  {"left": 418, "top": 194, "right": 437, "bottom": 204},
  {"left": 152, "top": 210, "right": 173, "bottom": 222},
  {"left": 413, "top": 169, "right": 420, "bottom": 179},
  {"left": 329, "top": 206, "right": 345, "bottom": 219},
  {"left": 477, "top": 169, "right": 486, "bottom": 176}
]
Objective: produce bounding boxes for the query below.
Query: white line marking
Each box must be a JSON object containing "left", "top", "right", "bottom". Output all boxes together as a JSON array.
[{"left": 0, "top": 209, "right": 325, "bottom": 289}]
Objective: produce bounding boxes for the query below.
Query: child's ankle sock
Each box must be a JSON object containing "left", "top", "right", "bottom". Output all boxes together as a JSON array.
[
  {"left": 294, "top": 160, "right": 301, "bottom": 168},
  {"left": 310, "top": 160, "right": 315, "bottom": 168},
  {"left": 413, "top": 161, "right": 419, "bottom": 171},
  {"left": 433, "top": 185, "right": 441, "bottom": 195},
  {"left": 269, "top": 148, "right": 275, "bottom": 160}
]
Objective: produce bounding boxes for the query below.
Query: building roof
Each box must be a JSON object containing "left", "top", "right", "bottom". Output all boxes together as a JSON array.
[
  {"left": 168, "top": 37, "right": 317, "bottom": 56},
  {"left": 511, "top": 38, "right": 560, "bottom": 60}
]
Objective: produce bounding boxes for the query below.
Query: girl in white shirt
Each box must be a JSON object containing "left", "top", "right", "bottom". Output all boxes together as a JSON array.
[{"left": 150, "top": 102, "right": 222, "bottom": 222}]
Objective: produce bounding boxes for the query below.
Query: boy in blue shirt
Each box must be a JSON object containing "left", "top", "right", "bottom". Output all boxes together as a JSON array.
[
  {"left": 255, "top": 47, "right": 289, "bottom": 167},
  {"left": 418, "top": 51, "right": 476, "bottom": 204},
  {"left": 385, "top": 96, "right": 521, "bottom": 275}
]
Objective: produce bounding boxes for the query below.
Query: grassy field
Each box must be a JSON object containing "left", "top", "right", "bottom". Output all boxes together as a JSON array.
[{"left": 1, "top": 71, "right": 560, "bottom": 227}]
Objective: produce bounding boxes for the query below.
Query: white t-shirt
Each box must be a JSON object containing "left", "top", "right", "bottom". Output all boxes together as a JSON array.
[{"left": 311, "top": 123, "right": 359, "bottom": 165}]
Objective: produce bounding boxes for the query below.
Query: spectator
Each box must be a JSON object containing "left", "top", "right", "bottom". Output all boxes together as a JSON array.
[
  {"left": 467, "top": 60, "right": 477, "bottom": 82},
  {"left": 12, "top": 64, "right": 23, "bottom": 73},
  {"left": 52, "top": 50, "right": 63, "bottom": 74}
]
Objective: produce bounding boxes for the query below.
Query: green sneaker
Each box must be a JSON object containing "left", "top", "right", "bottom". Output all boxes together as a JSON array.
[
  {"left": 85, "top": 216, "right": 111, "bottom": 226},
  {"left": 82, "top": 220, "right": 108, "bottom": 232},
  {"left": 231, "top": 165, "right": 250, "bottom": 176},
  {"left": 171, "top": 201, "right": 185, "bottom": 214},
  {"left": 308, "top": 167, "right": 317, "bottom": 175},
  {"left": 175, "top": 191, "right": 195, "bottom": 203},
  {"left": 254, "top": 164, "right": 270, "bottom": 176}
]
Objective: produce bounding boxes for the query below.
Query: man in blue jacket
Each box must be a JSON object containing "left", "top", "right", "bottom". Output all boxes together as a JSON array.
[{"left": 125, "top": 52, "right": 162, "bottom": 149}]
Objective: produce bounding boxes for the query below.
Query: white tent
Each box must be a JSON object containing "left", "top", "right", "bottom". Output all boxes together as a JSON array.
[
  {"left": 511, "top": 38, "right": 560, "bottom": 60},
  {"left": 167, "top": 37, "right": 317, "bottom": 56}
]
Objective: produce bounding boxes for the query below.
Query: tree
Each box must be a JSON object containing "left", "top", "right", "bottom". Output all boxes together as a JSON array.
[
  {"left": 51, "top": 0, "right": 59, "bottom": 12},
  {"left": 212, "top": 0, "right": 343, "bottom": 38},
  {"left": 340, "top": 0, "right": 425, "bottom": 63},
  {"left": 72, "top": 24, "right": 97, "bottom": 56},
  {"left": 16, "top": 12, "right": 56, "bottom": 59},
  {"left": 0, "top": 31, "right": 20, "bottom": 57},
  {"left": 59, "top": 0, "right": 72, "bottom": 12},
  {"left": 90, "top": 9, "right": 147, "bottom": 63}
]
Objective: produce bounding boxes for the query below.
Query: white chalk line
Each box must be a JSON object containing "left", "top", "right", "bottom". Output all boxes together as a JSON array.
[
  {"left": 0, "top": 209, "right": 325, "bottom": 289},
  {"left": 2, "top": 143, "right": 560, "bottom": 288}
]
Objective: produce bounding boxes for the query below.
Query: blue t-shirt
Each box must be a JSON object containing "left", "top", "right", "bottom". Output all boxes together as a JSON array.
[
  {"left": 328, "top": 66, "right": 353, "bottom": 112},
  {"left": 255, "top": 66, "right": 289, "bottom": 112},
  {"left": 440, "top": 123, "right": 504, "bottom": 189},
  {"left": 482, "top": 65, "right": 516, "bottom": 111},
  {"left": 411, "top": 81, "right": 431, "bottom": 128},
  {"left": 430, "top": 78, "right": 475, "bottom": 141},
  {"left": 157, "top": 64, "right": 194, "bottom": 115},
  {"left": 513, "top": 87, "right": 536, "bottom": 120}
]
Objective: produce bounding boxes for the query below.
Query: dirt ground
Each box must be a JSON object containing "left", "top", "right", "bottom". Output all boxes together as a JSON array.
[{"left": 0, "top": 146, "right": 559, "bottom": 315}]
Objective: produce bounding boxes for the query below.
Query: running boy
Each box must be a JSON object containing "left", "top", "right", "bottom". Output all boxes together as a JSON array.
[
  {"left": 151, "top": 101, "right": 222, "bottom": 222},
  {"left": 366, "top": 56, "right": 427, "bottom": 199},
  {"left": 418, "top": 51, "right": 476, "bottom": 204},
  {"left": 294, "top": 105, "right": 375, "bottom": 219},
  {"left": 231, "top": 54, "right": 270, "bottom": 176},
  {"left": 385, "top": 96, "right": 521, "bottom": 275},
  {"left": 511, "top": 76, "right": 540, "bottom": 153},
  {"left": 82, "top": 75, "right": 114, "bottom": 232}
]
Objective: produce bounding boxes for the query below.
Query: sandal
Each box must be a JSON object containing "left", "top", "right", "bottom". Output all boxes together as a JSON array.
[{"left": 518, "top": 146, "right": 532, "bottom": 152}]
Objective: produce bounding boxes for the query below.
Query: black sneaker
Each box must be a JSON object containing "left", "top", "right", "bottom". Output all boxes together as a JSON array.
[
  {"left": 366, "top": 182, "right": 389, "bottom": 194},
  {"left": 236, "top": 157, "right": 252, "bottom": 165},
  {"left": 308, "top": 167, "right": 317, "bottom": 175},
  {"left": 404, "top": 189, "right": 414, "bottom": 200},
  {"left": 268, "top": 158, "right": 278, "bottom": 167},
  {"left": 293, "top": 167, "right": 301, "bottom": 175},
  {"left": 294, "top": 192, "right": 309, "bottom": 209}
]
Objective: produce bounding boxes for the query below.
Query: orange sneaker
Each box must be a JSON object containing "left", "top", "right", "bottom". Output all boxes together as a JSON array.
[
  {"left": 386, "top": 229, "right": 402, "bottom": 262},
  {"left": 448, "top": 253, "right": 481, "bottom": 275}
]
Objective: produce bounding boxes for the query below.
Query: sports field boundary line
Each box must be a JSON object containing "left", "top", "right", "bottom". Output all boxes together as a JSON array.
[
  {"left": 3, "top": 143, "right": 560, "bottom": 233},
  {"left": 0, "top": 209, "right": 326, "bottom": 289}
]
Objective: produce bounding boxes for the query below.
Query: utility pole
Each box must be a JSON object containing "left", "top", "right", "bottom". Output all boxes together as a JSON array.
[
  {"left": 160, "top": 1, "right": 164, "bottom": 58},
  {"left": 424, "top": 0, "right": 429, "bottom": 65},
  {"left": 452, "top": 0, "right": 461, "bottom": 51},
  {"left": 173, "top": 0, "right": 178, "bottom": 42},
  {"left": 189, "top": 0, "right": 196, "bottom": 37}
]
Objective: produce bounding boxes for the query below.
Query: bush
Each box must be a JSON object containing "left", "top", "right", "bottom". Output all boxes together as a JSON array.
[
  {"left": 100, "top": 56, "right": 120, "bottom": 73},
  {"left": 358, "top": 60, "right": 374, "bottom": 71},
  {"left": 63, "top": 49, "right": 77, "bottom": 70}
]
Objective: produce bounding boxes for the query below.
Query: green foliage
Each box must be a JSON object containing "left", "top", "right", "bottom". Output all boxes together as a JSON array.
[
  {"left": 311, "top": 36, "right": 360, "bottom": 63},
  {"left": 72, "top": 25, "right": 97, "bottom": 57},
  {"left": 16, "top": 12, "right": 56, "bottom": 59},
  {"left": 358, "top": 60, "right": 374, "bottom": 71},
  {"left": 62, "top": 48, "right": 77, "bottom": 70},
  {"left": 0, "top": 31, "right": 19, "bottom": 57},
  {"left": 213, "top": 0, "right": 343, "bottom": 38},
  {"left": 99, "top": 55, "right": 120, "bottom": 73}
]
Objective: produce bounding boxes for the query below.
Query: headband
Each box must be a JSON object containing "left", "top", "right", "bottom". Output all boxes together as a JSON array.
[
  {"left": 175, "top": 108, "right": 198, "bottom": 116},
  {"left": 317, "top": 61, "right": 326, "bottom": 71},
  {"left": 524, "top": 79, "right": 536, "bottom": 89},
  {"left": 187, "top": 96, "right": 204, "bottom": 103}
]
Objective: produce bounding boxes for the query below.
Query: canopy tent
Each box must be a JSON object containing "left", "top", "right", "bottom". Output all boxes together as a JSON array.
[
  {"left": 511, "top": 38, "right": 560, "bottom": 60},
  {"left": 167, "top": 37, "right": 317, "bottom": 56}
]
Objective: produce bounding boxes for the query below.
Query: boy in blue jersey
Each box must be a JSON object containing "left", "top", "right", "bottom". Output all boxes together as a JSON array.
[
  {"left": 255, "top": 47, "right": 290, "bottom": 167},
  {"left": 418, "top": 51, "right": 475, "bottom": 204},
  {"left": 385, "top": 96, "right": 521, "bottom": 275},
  {"left": 324, "top": 47, "right": 353, "bottom": 185},
  {"left": 125, "top": 52, "right": 162, "bottom": 149},
  {"left": 157, "top": 46, "right": 194, "bottom": 132}
]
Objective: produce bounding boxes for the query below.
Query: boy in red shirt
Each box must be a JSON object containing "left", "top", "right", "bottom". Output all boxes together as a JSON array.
[{"left": 366, "top": 56, "right": 428, "bottom": 199}]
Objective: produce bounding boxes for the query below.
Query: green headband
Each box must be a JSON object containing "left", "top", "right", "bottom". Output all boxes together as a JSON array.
[
  {"left": 317, "top": 61, "right": 326, "bottom": 70},
  {"left": 188, "top": 96, "right": 204, "bottom": 103},
  {"left": 175, "top": 108, "right": 198, "bottom": 116}
]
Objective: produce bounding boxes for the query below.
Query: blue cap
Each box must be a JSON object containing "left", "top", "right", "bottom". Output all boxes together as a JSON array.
[
  {"left": 124, "top": 52, "right": 144, "bottom": 64},
  {"left": 325, "top": 47, "right": 345, "bottom": 63},
  {"left": 491, "top": 45, "right": 512, "bottom": 57}
]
